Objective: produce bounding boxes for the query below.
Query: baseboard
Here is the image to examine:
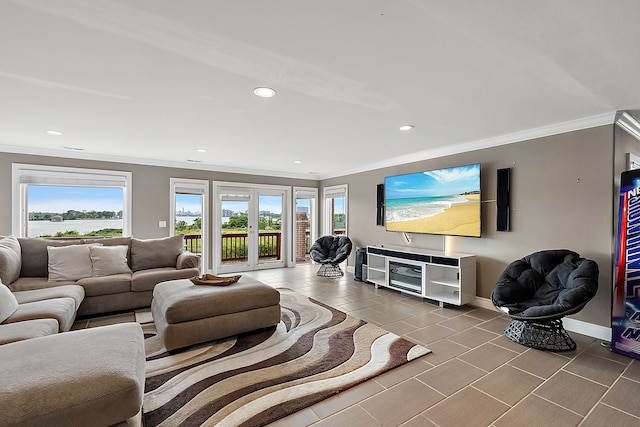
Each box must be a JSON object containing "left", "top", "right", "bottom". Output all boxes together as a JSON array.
[
  {"left": 563, "top": 318, "right": 611, "bottom": 342},
  {"left": 471, "top": 297, "right": 611, "bottom": 342},
  {"left": 346, "top": 265, "right": 355, "bottom": 274},
  {"left": 345, "top": 276, "right": 612, "bottom": 342}
]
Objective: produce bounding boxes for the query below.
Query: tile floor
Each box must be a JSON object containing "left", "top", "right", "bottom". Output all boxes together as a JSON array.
[{"left": 74, "top": 264, "right": 640, "bottom": 427}]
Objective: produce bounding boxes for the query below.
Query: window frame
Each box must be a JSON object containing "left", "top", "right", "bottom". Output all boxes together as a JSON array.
[
  {"left": 322, "top": 184, "right": 348, "bottom": 236},
  {"left": 170, "top": 177, "right": 209, "bottom": 271},
  {"left": 12, "top": 163, "right": 132, "bottom": 237},
  {"left": 293, "top": 186, "right": 318, "bottom": 265}
]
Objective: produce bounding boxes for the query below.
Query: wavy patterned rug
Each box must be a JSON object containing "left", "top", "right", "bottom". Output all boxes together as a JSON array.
[{"left": 141, "top": 288, "right": 431, "bottom": 427}]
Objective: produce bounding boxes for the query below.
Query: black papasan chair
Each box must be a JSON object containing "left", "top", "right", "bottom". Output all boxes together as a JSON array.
[
  {"left": 491, "top": 249, "right": 599, "bottom": 352},
  {"left": 310, "top": 235, "right": 353, "bottom": 278}
]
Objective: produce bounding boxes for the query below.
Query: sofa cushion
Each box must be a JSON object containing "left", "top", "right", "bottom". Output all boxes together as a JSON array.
[
  {"left": 18, "top": 238, "right": 79, "bottom": 277},
  {"left": 0, "top": 235, "right": 22, "bottom": 285},
  {"left": 13, "top": 285, "right": 85, "bottom": 311},
  {"left": 0, "top": 323, "right": 145, "bottom": 427},
  {"left": 47, "top": 244, "right": 99, "bottom": 282},
  {"left": 130, "top": 234, "right": 184, "bottom": 271},
  {"left": 131, "top": 266, "right": 199, "bottom": 292},
  {"left": 0, "top": 283, "right": 19, "bottom": 324},
  {"left": 76, "top": 273, "right": 132, "bottom": 297},
  {"left": 89, "top": 245, "right": 132, "bottom": 277},
  {"left": 4, "top": 298, "right": 77, "bottom": 332},
  {"left": 0, "top": 319, "right": 59, "bottom": 345},
  {"left": 8, "top": 276, "right": 76, "bottom": 293}
]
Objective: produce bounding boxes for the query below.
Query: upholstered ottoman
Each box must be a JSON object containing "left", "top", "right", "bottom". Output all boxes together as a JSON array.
[{"left": 151, "top": 278, "right": 281, "bottom": 351}]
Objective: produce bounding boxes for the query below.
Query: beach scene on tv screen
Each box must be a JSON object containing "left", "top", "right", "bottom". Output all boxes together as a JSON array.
[{"left": 385, "top": 164, "right": 481, "bottom": 237}]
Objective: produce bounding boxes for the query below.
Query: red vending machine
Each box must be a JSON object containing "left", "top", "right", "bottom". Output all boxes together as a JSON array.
[{"left": 612, "top": 168, "right": 640, "bottom": 359}]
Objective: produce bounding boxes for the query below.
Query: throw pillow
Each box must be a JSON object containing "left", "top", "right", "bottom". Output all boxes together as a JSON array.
[
  {"left": 89, "top": 245, "right": 132, "bottom": 277},
  {"left": 18, "top": 238, "right": 76, "bottom": 277},
  {"left": 130, "top": 235, "right": 184, "bottom": 271},
  {"left": 0, "top": 282, "right": 19, "bottom": 324},
  {"left": 0, "top": 235, "right": 22, "bottom": 285},
  {"left": 47, "top": 244, "right": 100, "bottom": 282}
]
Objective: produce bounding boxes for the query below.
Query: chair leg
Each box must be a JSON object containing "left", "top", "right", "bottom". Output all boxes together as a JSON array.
[
  {"left": 503, "top": 318, "right": 576, "bottom": 352},
  {"left": 317, "top": 264, "right": 344, "bottom": 278}
]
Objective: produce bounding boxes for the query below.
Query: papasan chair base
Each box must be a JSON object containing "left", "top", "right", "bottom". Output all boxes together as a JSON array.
[
  {"left": 503, "top": 318, "right": 576, "bottom": 352},
  {"left": 317, "top": 263, "right": 345, "bottom": 278}
]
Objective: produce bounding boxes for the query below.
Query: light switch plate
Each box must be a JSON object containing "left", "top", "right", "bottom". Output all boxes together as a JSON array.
[{"left": 158, "top": 220, "right": 167, "bottom": 228}]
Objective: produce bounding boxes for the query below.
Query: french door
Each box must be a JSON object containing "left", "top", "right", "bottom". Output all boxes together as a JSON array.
[{"left": 214, "top": 183, "right": 288, "bottom": 273}]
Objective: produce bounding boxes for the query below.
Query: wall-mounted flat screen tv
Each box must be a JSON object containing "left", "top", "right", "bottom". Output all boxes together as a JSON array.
[{"left": 384, "top": 163, "right": 481, "bottom": 237}]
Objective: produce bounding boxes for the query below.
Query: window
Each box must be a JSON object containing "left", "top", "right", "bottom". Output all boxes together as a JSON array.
[
  {"left": 170, "top": 178, "right": 209, "bottom": 271},
  {"left": 293, "top": 187, "right": 318, "bottom": 264},
  {"left": 12, "top": 164, "right": 132, "bottom": 238},
  {"left": 322, "top": 184, "right": 348, "bottom": 236}
]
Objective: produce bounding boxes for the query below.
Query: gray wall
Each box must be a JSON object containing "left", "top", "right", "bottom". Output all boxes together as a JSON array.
[
  {"left": 0, "top": 124, "right": 618, "bottom": 327},
  {"left": 0, "top": 153, "right": 317, "bottom": 268},
  {"left": 322, "top": 125, "right": 615, "bottom": 327}
]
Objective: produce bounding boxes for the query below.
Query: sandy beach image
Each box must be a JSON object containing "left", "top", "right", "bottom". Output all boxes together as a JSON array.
[{"left": 386, "top": 194, "right": 480, "bottom": 236}]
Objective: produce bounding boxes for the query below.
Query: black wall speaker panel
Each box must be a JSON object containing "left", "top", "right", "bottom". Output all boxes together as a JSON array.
[
  {"left": 354, "top": 247, "right": 367, "bottom": 281},
  {"left": 497, "top": 168, "right": 511, "bottom": 231},
  {"left": 376, "top": 184, "right": 384, "bottom": 226}
]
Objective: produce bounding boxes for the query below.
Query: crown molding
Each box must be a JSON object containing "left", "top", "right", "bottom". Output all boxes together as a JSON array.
[
  {"left": 0, "top": 144, "right": 319, "bottom": 181},
  {"left": 318, "top": 111, "right": 617, "bottom": 180},
  {"left": 1, "top": 112, "right": 616, "bottom": 182}
]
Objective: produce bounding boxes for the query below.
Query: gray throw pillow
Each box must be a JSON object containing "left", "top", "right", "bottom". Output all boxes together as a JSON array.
[
  {"left": 89, "top": 245, "right": 132, "bottom": 277},
  {"left": 0, "top": 235, "right": 21, "bottom": 285},
  {"left": 47, "top": 244, "right": 100, "bottom": 282},
  {"left": 130, "top": 235, "right": 183, "bottom": 271},
  {"left": 0, "top": 282, "right": 19, "bottom": 323},
  {"left": 18, "top": 238, "right": 77, "bottom": 277}
]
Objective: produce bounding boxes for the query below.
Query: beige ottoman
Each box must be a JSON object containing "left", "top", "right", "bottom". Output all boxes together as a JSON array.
[{"left": 151, "top": 278, "right": 281, "bottom": 351}]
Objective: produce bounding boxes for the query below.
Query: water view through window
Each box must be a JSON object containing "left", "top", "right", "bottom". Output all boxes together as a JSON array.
[{"left": 27, "top": 185, "right": 125, "bottom": 237}]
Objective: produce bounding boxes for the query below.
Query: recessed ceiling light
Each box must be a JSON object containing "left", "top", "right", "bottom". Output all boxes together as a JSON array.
[
  {"left": 196, "top": 149, "right": 207, "bottom": 153},
  {"left": 254, "top": 87, "right": 276, "bottom": 98},
  {"left": 293, "top": 160, "right": 303, "bottom": 164},
  {"left": 46, "top": 130, "right": 63, "bottom": 135},
  {"left": 399, "top": 125, "right": 414, "bottom": 131}
]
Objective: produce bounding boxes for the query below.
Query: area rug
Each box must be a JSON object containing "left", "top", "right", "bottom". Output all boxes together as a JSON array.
[{"left": 141, "top": 288, "right": 431, "bottom": 427}]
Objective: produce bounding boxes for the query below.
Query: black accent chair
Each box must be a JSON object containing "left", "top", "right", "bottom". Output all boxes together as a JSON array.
[
  {"left": 310, "top": 235, "right": 353, "bottom": 278},
  {"left": 491, "top": 249, "right": 599, "bottom": 351}
]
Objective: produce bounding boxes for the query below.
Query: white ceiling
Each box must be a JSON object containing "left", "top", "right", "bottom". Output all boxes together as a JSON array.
[{"left": 1, "top": 0, "right": 638, "bottom": 180}]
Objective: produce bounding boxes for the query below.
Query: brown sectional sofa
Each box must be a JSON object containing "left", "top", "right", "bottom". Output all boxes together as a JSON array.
[
  {"left": 0, "top": 234, "right": 200, "bottom": 344},
  {"left": 0, "top": 234, "right": 200, "bottom": 426}
]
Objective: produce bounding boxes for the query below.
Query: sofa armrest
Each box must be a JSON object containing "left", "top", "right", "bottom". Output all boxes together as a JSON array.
[{"left": 176, "top": 251, "right": 201, "bottom": 270}]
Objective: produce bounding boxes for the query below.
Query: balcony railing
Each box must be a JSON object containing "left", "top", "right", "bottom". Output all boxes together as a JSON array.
[
  {"left": 220, "top": 232, "right": 282, "bottom": 262},
  {"left": 184, "top": 232, "right": 285, "bottom": 263},
  {"left": 184, "top": 230, "right": 345, "bottom": 263},
  {"left": 184, "top": 233, "right": 202, "bottom": 254}
]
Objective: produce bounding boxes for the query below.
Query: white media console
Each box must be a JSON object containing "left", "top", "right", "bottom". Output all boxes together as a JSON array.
[{"left": 366, "top": 245, "right": 476, "bottom": 307}]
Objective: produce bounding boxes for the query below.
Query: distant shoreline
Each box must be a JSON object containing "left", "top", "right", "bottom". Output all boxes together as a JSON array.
[{"left": 29, "top": 218, "right": 123, "bottom": 222}]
